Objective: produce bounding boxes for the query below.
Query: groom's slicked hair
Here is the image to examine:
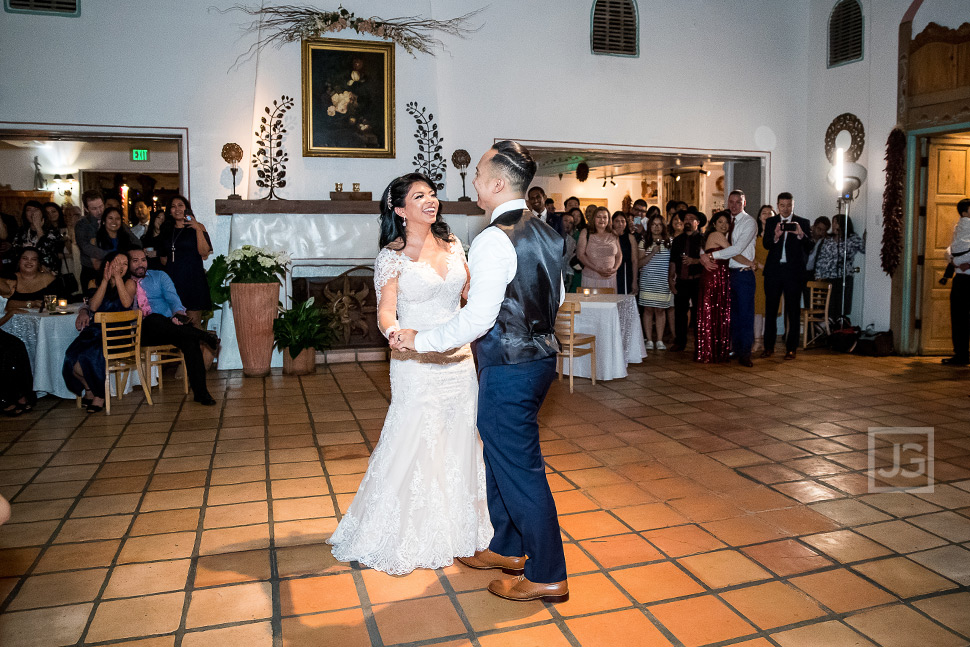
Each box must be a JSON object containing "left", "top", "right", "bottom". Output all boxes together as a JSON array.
[{"left": 489, "top": 140, "right": 537, "bottom": 194}]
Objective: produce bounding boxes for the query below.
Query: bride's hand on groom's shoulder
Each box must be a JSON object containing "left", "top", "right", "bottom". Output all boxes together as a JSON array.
[{"left": 390, "top": 329, "right": 417, "bottom": 351}]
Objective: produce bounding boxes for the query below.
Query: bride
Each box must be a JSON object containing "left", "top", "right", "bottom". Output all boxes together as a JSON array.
[{"left": 327, "top": 172, "right": 493, "bottom": 575}]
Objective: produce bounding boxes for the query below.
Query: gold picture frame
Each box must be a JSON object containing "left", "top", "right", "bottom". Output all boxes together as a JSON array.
[{"left": 302, "top": 38, "right": 395, "bottom": 158}]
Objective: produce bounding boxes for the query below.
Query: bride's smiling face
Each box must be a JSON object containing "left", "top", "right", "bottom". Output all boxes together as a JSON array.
[{"left": 397, "top": 181, "right": 438, "bottom": 226}]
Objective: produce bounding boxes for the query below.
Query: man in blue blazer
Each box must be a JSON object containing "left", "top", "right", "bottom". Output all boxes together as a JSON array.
[{"left": 762, "top": 192, "right": 813, "bottom": 360}]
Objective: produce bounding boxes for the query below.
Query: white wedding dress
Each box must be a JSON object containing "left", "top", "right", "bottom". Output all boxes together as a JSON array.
[{"left": 327, "top": 240, "right": 493, "bottom": 575}]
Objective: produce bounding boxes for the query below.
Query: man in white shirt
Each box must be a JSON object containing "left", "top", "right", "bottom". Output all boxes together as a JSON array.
[
  {"left": 700, "top": 190, "right": 757, "bottom": 366},
  {"left": 943, "top": 198, "right": 970, "bottom": 366},
  {"left": 527, "top": 185, "right": 563, "bottom": 234},
  {"left": 394, "top": 141, "right": 569, "bottom": 603}
]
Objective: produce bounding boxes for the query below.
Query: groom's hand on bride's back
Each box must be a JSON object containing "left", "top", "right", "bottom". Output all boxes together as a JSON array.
[{"left": 391, "top": 329, "right": 417, "bottom": 351}]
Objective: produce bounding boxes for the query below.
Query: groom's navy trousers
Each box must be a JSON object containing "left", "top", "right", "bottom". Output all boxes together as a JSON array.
[{"left": 477, "top": 356, "right": 567, "bottom": 584}]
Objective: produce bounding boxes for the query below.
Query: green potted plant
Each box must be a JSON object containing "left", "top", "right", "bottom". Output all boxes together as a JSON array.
[
  {"left": 273, "top": 297, "right": 336, "bottom": 375},
  {"left": 226, "top": 245, "right": 290, "bottom": 377}
]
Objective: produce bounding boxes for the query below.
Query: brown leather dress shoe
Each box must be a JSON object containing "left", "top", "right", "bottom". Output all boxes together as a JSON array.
[
  {"left": 488, "top": 575, "right": 569, "bottom": 603},
  {"left": 784, "top": 350, "right": 796, "bottom": 360},
  {"left": 456, "top": 550, "right": 525, "bottom": 575}
]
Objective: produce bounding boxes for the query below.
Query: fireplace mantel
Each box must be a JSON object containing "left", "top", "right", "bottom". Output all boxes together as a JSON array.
[
  {"left": 214, "top": 199, "right": 488, "bottom": 370},
  {"left": 215, "top": 199, "right": 484, "bottom": 216}
]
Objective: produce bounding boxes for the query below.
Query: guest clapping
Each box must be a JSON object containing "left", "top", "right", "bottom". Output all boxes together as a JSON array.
[
  {"left": 577, "top": 207, "right": 621, "bottom": 291},
  {"left": 158, "top": 195, "right": 212, "bottom": 328},
  {"left": 64, "top": 251, "right": 135, "bottom": 413}
]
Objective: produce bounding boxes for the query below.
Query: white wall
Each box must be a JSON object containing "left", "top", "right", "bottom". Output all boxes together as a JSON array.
[
  {"left": 5, "top": 0, "right": 950, "bottom": 333},
  {"left": 805, "top": 0, "right": 968, "bottom": 330}
]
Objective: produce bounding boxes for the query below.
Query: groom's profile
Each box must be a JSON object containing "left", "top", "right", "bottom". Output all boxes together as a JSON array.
[{"left": 393, "top": 140, "right": 569, "bottom": 602}]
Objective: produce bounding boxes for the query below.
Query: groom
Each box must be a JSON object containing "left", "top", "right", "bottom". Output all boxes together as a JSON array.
[{"left": 393, "top": 141, "right": 568, "bottom": 602}]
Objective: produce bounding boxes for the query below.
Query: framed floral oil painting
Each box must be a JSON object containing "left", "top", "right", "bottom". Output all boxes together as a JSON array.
[{"left": 302, "top": 38, "right": 395, "bottom": 158}]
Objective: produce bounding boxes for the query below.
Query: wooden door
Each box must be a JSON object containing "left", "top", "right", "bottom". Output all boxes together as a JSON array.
[{"left": 921, "top": 136, "right": 970, "bottom": 354}]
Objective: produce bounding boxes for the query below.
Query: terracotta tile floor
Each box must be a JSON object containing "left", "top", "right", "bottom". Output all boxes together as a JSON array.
[{"left": 1, "top": 351, "right": 969, "bottom": 647}]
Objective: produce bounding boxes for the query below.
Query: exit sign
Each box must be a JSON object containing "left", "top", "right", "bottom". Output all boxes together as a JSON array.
[{"left": 131, "top": 148, "right": 150, "bottom": 162}]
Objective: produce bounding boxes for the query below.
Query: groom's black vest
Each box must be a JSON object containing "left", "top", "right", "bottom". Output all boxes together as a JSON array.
[{"left": 474, "top": 209, "right": 564, "bottom": 369}]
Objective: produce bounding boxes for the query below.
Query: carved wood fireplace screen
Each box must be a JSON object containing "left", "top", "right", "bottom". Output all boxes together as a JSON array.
[
  {"left": 899, "top": 20, "right": 970, "bottom": 130},
  {"left": 292, "top": 266, "right": 383, "bottom": 349}
]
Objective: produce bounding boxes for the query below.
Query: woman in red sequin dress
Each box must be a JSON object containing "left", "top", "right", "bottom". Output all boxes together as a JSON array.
[{"left": 696, "top": 211, "right": 758, "bottom": 363}]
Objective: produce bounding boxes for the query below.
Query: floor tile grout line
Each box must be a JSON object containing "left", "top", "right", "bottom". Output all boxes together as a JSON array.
[
  {"left": 74, "top": 389, "right": 195, "bottom": 646},
  {"left": 303, "top": 364, "right": 383, "bottom": 647},
  {"left": 0, "top": 398, "right": 139, "bottom": 616},
  {"left": 263, "top": 375, "right": 283, "bottom": 647},
  {"left": 166, "top": 387, "right": 226, "bottom": 647}
]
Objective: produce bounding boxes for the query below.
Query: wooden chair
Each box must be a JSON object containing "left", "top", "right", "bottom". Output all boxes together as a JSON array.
[
  {"left": 96, "top": 310, "right": 152, "bottom": 414},
  {"left": 576, "top": 286, "right": 616, "bottom": 295},
  {"left": 555, "top": 301, "right": 596, "bottom": 393},
  {"left": 801, "top": 281, "right": 832, "bottom": 348},
  {"left": 143, "top": 345, "right": 188, "bottom": 397}
]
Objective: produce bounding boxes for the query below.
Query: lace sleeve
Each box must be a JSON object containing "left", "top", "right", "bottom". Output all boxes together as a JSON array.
[{"left": 374, "top": 247, "right": 405, "bottom": 305}]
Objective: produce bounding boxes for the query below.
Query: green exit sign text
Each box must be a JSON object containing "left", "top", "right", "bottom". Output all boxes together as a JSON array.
[{"left": 131, "top": 148, "right": 150, "bottom": 162}]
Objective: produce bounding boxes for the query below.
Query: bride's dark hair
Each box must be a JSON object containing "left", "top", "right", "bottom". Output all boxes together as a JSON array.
[{"left": 379, "top": 172, "right": 452, "bottom": 248}]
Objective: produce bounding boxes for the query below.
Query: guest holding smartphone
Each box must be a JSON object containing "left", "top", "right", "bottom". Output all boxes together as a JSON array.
[{"left": 158, "top": 195, "right": 212, "bottom": 328}]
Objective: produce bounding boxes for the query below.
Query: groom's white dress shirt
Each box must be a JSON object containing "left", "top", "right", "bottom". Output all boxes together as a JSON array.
[
  {"left": 415, "top": 198, "right": 565, "bottom": 353},
  {"left": 711, "top": 211, "right": 756, "bottom": 270}
]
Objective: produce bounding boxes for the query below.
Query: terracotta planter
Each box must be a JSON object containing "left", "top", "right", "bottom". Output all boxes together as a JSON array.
[
  {"left": 282, "top": 347, "right": 316, "bottom": 375},
  {"left": 230, "top": 282, "right": 278, "bottom": 377}
]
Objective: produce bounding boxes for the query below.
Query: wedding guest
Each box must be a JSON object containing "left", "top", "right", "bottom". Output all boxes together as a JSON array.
[
  {"left": 761, "top": 193, "right": 813, "bottom": 360},
  {"left": 612, "top": 211, "right": 638, "bottom": 295},
  {"left": 566, "top": 207, "right": 585, "bottom": 291},
  {"left": 561, "top": 211, "right": 578, "bottom": 290},
  {"left": 804, "top": 216, "right": 831, "bottom": 282},
  {"left": 64, "top": 251, "right": 134, "bottom": 413},
  {"left": 43, "top": 201, "right": 65, "bottom": 231},
  {"left": 696, "top": 211, "right": 737, "bottom": 363},
  {"left": 814, "top": 213, "right": 865, "bottom": 325},
  {"left": 669, "top": 210, "right": 705, "bottom": 352},
  {"left": 528, "top": 186, "right": 562, "bottom": 233},
  {"left": 130, "top": 200, "right": 151, "bottom": 239},
  {"left": 638, "top": 215, "right": 673, "bottom": 350},
  {"left": 564, "top": 196, "right": 580, "bottom": 212},
  {"left": 14, "top": 200, "right": 63, "bottom": 274},
  {"left": 158, "top": 195, "right": 212, "bottom": 327},
  {"left": 61, "top": 205, "right": 83, "bottom": 292},
  {"left": 0, "top": 213, "right": 19, "bottom": 278},
  {"left": 943, "top": 198, "right": 970, "bottom": 366},
  {"left": 668, "top": 210, "right": 685, "bottom": 239},
  {"left": 0, "top": 248, "right": 63, "bottom": 311},
  {"left": 122, "top": 247, "right": 219, "bottom": 404},
  {"left": 577, "top": 206, "right": 621, "bottom": 291},
  {"left": 76, "top": 190, "right": 107, "bottom": 288},
  {"left": 95, "top": 207, "right": 139, "bottom": 257},
  {"left": 0, "top": 328, "right": 35, "bottom": 416},
  {"left": 140, "top": 206, "right": 167, "bottom": 270},
  {"left": 665, "top": 200, "right": 678, "bottom": 221},
  {"left": 584, "top": 204, "right": 598, "bottom": 232},
  {"left": 700, "top": 191, "right": 759, "bottom": 367},
  {"left": 753, "top": 205, "right": 773, "bottom": 352},
  {"left": 630, "top": 199, "right": 649, "bottom": 240}
]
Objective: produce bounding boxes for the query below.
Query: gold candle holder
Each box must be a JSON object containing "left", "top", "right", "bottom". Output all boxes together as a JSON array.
[
  {"left": 352, "top": 183, "right": 360, "bottom": 192},
  {"left": 335, "top": 183, "right": 343, "bottom": 192}
]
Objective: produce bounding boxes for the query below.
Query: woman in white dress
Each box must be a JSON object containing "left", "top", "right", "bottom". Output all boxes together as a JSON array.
[{"left": 328, "top": 173, "right": 492, "bottom": 575}]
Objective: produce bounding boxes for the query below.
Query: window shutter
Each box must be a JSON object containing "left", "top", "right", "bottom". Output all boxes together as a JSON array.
[
  {"left": 6, "top": 0, "right": 79, "bottom": 15},
  {"left": 828, "top": 0, "right": 863, "bottom": 67},
  {"left": 591, "top": 0, "right": 638, "bottom": 57}
]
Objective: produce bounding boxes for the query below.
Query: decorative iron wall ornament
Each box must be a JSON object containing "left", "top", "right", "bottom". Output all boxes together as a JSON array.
[
  {"left": 406, "top": 102, "right": 445, "bottom": 190},
  {"left": 252, "top": 96, "right": 294, "bottom": 199},
  {"left": 824, "top": 113, "right": 866, "bottom": 164}
]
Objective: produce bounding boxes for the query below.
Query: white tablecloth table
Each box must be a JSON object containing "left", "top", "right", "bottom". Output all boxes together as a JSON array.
[
  {"left": 2, "top": 306, "right": 151, "bottom": 399},
  {"left": 561, "top": 293, "right": 646, "bottom": 380}
]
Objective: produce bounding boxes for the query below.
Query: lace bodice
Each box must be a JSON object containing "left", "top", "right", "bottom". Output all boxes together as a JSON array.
[{"left": 375, "top": 240, "right": 466, "bottom": 332}]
